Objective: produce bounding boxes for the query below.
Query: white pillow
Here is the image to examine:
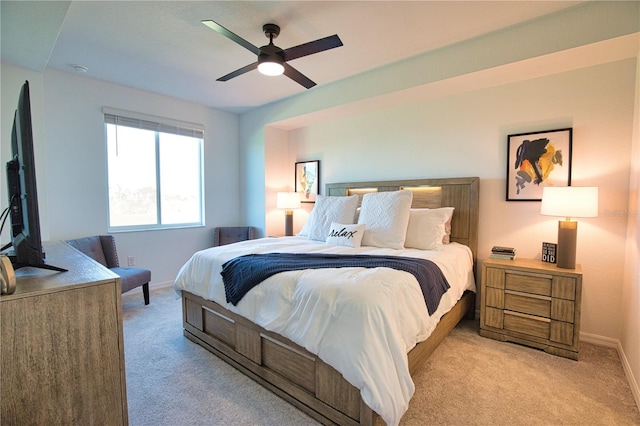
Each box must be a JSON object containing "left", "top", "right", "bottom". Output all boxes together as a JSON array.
[
  {"left": 405, "top": 207, "right": 455, "bottom": 250},
  {"left": 326, "top": 222, "right": 366, "bottom": 248},
  {"left": 298, "top": 195, "right": 359, "bottom": 242},
  {"left": 357, "top": 190, "right": 413, "bottom": 249}
]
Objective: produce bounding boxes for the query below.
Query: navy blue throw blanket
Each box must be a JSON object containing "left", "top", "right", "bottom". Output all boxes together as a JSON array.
[{"left": 221, "top": 253, "right": 450, "bottom": 315}]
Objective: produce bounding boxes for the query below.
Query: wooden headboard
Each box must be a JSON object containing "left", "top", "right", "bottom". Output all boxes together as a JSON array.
[{"left": 326, "top": 177, "right": 480, "bottom": 272}]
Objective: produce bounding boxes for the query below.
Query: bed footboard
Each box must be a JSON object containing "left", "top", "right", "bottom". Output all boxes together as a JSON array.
[{"left": 181, "top": 290, "right": 474, "bottom": 425}]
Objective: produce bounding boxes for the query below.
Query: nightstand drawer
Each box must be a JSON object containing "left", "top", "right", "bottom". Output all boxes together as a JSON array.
[
  {"left": 552, "top": 277, "right": 576, "bottom": 301},
  {"left": 504, "top": 290, "right": 551, "bottom": 318},
  {"left": 485, "top": 287, "right": 504, "bottom": 308},
  {"left": 485, "top": 308, "right": 574, "bottom": 345},
  {"left": 484, "top": 267, "right": 505, "bottom": 289},
  {"left": 505, "top": 271, "right": 552, "bottom": 296},
  {"left": 504, "top": 311, "right": 550, "bottom": 339},
  {"left": 551, "top": 321, "right": 574, "bottom": 345}
]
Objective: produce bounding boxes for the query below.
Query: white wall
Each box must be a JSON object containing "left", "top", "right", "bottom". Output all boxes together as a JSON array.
[{"left": 1, "top": 65, "right": 241, "bottom": 286}]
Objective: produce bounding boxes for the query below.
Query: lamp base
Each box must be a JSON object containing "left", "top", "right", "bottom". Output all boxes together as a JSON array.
[
  {"left": 557, "top": 220, "right": 577, "bottom": 269},
  {"left": 284, "top": 211, "right": 294, "bottom": 237}
]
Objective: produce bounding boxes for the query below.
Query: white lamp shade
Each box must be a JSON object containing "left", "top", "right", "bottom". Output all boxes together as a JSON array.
[
  {"left": 540, "top": 186, "right": 599, "bottom": 219},
  {"left": 277, "top": 192, "right": 301, "bottom": 210}
]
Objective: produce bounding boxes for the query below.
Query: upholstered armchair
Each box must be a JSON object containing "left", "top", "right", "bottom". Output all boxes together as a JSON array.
[
  {"left": 213, "top": 226, "right": 256, "bottom": 247},
  {"left": 65, "top": 235, "right": 151, "bottom": 305}
]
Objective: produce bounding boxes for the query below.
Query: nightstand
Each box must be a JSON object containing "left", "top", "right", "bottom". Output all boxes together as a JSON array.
[{"left": 479, "top": 258, "right": 583, "bottom": 360}]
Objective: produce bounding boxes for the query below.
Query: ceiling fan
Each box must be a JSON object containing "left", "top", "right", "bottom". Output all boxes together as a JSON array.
[{"left": 202, "top": 20, "right": 343, "bottom": 89}]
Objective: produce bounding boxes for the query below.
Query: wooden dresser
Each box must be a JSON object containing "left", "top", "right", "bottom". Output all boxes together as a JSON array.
[
  {"left": 480, "top": 258, "right": 582, "bottom": 360},
  {"left": 1, "top": 241, "right": 128, "bottom": 424}
]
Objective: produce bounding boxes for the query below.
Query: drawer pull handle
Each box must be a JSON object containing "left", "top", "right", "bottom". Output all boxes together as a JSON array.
[
  {"left": 505, "top": 310, "right": 551, "bottom": 323},
  {"left": 505, "top": 289, "right": 551, "bottom": 301}
]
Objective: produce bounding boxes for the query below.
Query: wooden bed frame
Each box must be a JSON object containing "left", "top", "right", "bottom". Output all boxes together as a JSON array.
[{"left": 181, "top": 177, "right": 479, "bottom": 425}]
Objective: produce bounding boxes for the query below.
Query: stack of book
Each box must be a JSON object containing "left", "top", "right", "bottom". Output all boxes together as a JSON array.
[{"left": 490, "top": 246, "right": 517, "bottom": 260}]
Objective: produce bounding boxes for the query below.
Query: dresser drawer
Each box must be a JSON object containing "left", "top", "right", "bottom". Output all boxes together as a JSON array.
[{"left": 504, "top": 290, "right": 550, "bottom": 318}]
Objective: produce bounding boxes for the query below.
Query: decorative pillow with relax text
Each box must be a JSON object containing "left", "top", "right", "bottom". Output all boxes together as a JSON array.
[
  {"left": 357, "top": 190, "right": 413, "bottom": 249},
  {"left": 326, "top": 222, "right": 366, "bottom": 248},
  {"left": 298, "top": 195, "right": 359, "bottom": 242}
]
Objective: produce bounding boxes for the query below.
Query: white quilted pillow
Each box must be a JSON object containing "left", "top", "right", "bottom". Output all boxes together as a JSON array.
[
  {"left": 404, "top": 207, "right": 455, "bottom": 250},
  {"left": 357, "top": 190, "right": 413, "bottom": 249},
  {"left": 326, "top": 222, "right": 366, "bottom": 248},
  {"left": 298, "top": 195, "right": 359, "bottom": 242}
]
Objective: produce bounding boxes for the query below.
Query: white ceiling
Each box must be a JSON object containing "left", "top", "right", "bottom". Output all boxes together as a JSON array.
[{"left": 1, "top": 1, "right": 583, "bottom": 113}]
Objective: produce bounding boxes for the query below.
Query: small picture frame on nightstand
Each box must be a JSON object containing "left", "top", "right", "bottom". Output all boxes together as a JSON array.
[{"left": 542, "top": 242, "right": 557, "bottom": 264}]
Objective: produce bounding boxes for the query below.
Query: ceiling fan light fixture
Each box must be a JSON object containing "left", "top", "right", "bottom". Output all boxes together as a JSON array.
[
  {"left": 258, "top": 57, "right": 284, "bottom": 76},
  {"left": 204, "top": 20, "right": 342, "bottom": 88}
]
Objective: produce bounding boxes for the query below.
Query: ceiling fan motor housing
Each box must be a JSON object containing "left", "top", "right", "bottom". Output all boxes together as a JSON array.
[{"left": 259, "top": 44, "right": 284, "bottom": 61}]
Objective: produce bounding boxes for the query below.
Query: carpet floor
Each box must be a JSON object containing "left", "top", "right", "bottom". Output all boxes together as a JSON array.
[{"left": 122, "top": 286, "right": 640, "bottom": 425}]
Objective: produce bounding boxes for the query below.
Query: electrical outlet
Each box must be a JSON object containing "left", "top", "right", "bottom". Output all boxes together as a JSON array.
[{"left": 127, "top": 256, "right": 135, "bottom": 266}]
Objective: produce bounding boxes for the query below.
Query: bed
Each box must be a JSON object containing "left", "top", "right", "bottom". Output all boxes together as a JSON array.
[{"left": 175, "top": 177, "right": 479, "bottom": 425}]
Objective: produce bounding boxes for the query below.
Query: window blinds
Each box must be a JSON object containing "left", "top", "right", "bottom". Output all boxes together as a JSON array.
[{"left": 103, "top": 107, "right": 204, "bottom": 139}]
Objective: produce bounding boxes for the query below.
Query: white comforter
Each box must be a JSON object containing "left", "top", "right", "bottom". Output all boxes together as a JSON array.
[{"left": 174, "top": 237, "right": 475, "bottom": 425}]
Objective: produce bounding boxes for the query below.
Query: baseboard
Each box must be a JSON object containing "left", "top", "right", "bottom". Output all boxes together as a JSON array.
[
  {"left": 581, "top": 332, "right": 640, "bottom": 412},
  {"left": 149, "top": 280, "right": 175, "bottom": 290},
  {"left": 580, "top": 331, "right": 618, "bottom": 348},
  {"left": 617, "top": 340, "right": 640, "bottom": 413},
  {"left": 123, "top": 280, "right": 174, "bottom": 297}
]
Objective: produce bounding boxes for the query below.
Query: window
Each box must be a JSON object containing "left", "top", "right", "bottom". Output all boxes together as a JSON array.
[{"left": 104, "top": 109, "right": 204, "bottom": 231}]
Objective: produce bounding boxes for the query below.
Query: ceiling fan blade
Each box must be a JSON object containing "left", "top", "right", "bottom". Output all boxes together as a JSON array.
[
  {"left": 217, "top": 62, "right": 258, "bottom": 82},
  {"left": 283, "top": 63, "right": 316, "bottom": 89},
  {"left": 202, "top": 20, "right": 261, "bottom": 56},
  {"left": 282, "top": 35, "right": 343, "bottom": 62}
]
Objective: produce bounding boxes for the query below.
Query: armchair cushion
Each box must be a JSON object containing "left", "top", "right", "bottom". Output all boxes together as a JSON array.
[{"left": 111, "top": 267, "right": 151, "bottom": 294}]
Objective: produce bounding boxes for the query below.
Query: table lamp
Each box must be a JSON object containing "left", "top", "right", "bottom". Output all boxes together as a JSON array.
[
  {"left": 540, "top": 186, "right": 598, "bottom": 269},
  {"left": 277, "top": 192, "right": 301, "bottom": 236}
]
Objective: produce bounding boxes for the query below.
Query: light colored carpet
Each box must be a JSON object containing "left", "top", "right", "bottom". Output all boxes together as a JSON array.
[{"left": 122, "top": 286, "right": 640, "bottom": 425}]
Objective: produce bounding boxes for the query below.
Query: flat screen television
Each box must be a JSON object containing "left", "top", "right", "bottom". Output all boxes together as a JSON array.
[{"left": 2, "top": 81, "right": 65, "bottom": 272}]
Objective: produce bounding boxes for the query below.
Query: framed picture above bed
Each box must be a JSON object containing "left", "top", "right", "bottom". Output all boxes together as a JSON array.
[
  {"left": 506, "top": 128, "right": 572, "bottom": 201},
  {"left": 295, "top": 160, "right": 319, "bottom": 203}
]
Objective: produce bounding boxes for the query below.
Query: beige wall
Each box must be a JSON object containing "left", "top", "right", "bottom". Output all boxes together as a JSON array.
[
  {"left": 620, "top": 53, "right": 640, "bottom": 408},
  {"left": 281, "top": 59, "right": 635, "bottom": 342}
]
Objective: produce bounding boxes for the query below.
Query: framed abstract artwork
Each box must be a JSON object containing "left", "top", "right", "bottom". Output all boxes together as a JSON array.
[
  {"left": 506, "top": 128, "right": 572, "bottom": 201},
  {"left": 295, "top": 160, "right": 319, "bottom": 203}
]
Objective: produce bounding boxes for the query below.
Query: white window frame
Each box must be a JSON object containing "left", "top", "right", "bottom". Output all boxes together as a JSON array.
[{"left": 104, "top": 107, "right": 205, "bottom": 232}]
